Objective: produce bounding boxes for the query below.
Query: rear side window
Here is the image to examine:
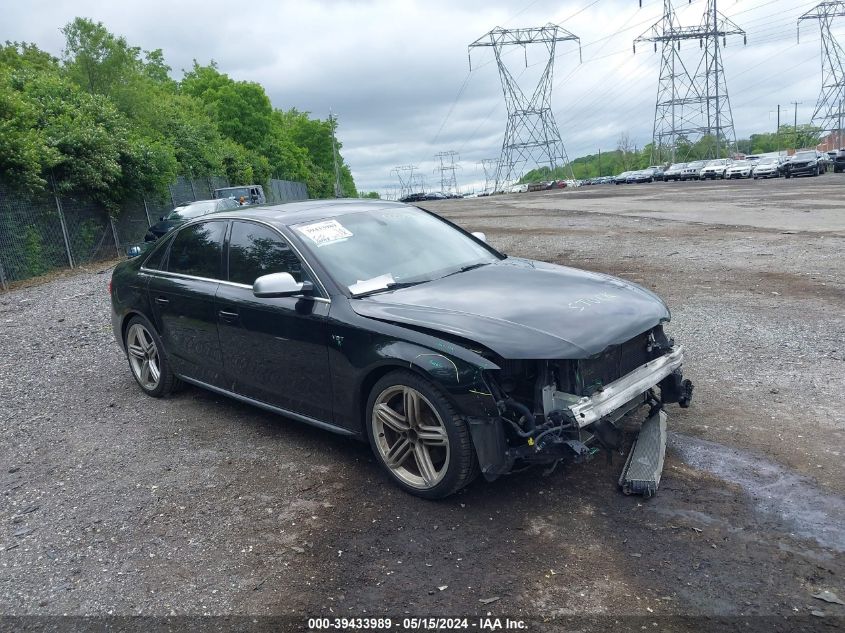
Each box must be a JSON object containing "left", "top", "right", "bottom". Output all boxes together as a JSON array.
[
  {"left": 166, "top": 221, "right": 226, "bottom": 279},
  {"left": 143, "top": 234, "right": 174, "bottom": 271},
  {"left": 228, "top": 221, "right": 309, "bottom": 286}
]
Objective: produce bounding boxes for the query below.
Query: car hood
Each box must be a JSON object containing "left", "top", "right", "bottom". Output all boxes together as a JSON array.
[
  {"left": 349, "top": 258, "right": 670, "bottom": 360},
  {"left": 149, "top": 218, "right": 185, "bottom": 236}
]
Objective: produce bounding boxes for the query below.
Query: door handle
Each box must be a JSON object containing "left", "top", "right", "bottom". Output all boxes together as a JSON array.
[
  {"left": 155, "top": 297, "right": 169, "bottom": 305},
  {"left": 218, "top": 309, "right": 239, "bottom": 322}
]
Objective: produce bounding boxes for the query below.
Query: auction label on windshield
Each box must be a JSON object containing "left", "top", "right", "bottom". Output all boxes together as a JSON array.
[{"left": 296, "top": 219, "right": 353, "bottom": 247}]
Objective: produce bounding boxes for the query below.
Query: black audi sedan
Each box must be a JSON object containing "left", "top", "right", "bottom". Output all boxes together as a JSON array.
[{"left": 111, "top": 200, "right": 692, "bottom": 499}]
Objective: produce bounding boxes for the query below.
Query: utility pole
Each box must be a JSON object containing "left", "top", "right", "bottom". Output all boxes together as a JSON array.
[
  {"left": 777, "top": 104, "right": 781, "bottom": 151},
  {"left": 469, "top": 24, "right": 582, "bottom": 190},
  {"left": 792, "top": 101, "right": 802, "bottom": 148},
  {"left": 329, "top": 110, "right": 343, "bottom": 198},
  {"left": 598, "top": 149, "right": 602, "bottom": 177},
  {"left": 635, "top": 0, "right": 746, "bottom": 160},
  {"left": 798, "top": 3, "right": 845, "bottom": 142}
]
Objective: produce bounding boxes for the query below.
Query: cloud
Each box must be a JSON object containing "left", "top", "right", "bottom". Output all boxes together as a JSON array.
[{"left": 4, "top": 0, "right": 842, "bottom": 194}]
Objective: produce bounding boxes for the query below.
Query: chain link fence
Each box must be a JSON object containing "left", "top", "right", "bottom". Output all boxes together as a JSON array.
[{"left": 0, "top": 176, "right": 308, "bottom": 291}]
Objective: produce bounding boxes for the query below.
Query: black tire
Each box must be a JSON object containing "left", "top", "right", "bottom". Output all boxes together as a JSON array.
[
  {"left": 123, "top": 315, "right": 179, "bottom": 397},
  {"left": 365, "top": 370, "right": 478, "bottom": 499},
  {"left": 813, "top": 165, "right": 820, "bottom": 177}
]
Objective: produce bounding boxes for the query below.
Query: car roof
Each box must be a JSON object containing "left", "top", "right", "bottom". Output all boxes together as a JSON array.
[{"left": 209, "top": 198, "right": 411, "bottom": 227}]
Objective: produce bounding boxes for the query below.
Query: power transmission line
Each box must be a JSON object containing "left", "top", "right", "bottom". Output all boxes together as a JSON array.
[
  {"left": 433, "top": 151, "right": 461, "bottom": 196},
  {"left": 798, "top": 2, "right": 845, "bottom": 138},
  {"left": 635, "top": 0, "right": 746, "bottom": 161},
  {"left": 390, "top": 165, "right": 418, "bottom": 199},
  {"left": 477, "top": 158, "right": 500, "bottom": 194},
  {"left": 468, "top": 24, "right": 582, "bottom": 190}
]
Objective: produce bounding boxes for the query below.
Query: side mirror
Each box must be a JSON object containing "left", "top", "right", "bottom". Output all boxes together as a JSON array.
[
  {"left": 126, "top": 245, "right": 143, "bottom": 258},
  {"left": 471, "top": 231, "right": 487, "bottom": 243},
  {"left": 253, "top": 272, "right": 314, "bottom": 298}
]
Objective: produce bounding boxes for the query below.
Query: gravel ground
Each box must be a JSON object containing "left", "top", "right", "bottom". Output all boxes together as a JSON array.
[{"left": 1, "top": 176, "right": 844, "bottom": 631}]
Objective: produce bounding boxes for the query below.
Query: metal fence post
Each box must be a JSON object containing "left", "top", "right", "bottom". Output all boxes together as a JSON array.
[
  {"left": 52, "top": 181, "right": 74, "bottom": 269},
  {"left": 143, "top": 198, "right": 153, "bottom": 227},
  {"left": 0, "top": 261, "right": 8, "bottom": 292},
  {"left": 189, "top": 178, "right": 197, "bottom": 201},
  {"left": 110, "top": 216, "right": 120, "bottom": 257}
]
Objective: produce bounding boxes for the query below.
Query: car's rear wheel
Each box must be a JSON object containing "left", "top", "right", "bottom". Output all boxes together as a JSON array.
[
  {"left": 124, "top": 316, "right": 178, "bottom": 397},
  {"left": 366, "top": 371, "right": 478, "bottom": 499}
]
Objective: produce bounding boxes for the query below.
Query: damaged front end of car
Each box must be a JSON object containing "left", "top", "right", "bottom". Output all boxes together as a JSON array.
[{"left": 466, "top": 324, "right": 693, "bottom": 497}]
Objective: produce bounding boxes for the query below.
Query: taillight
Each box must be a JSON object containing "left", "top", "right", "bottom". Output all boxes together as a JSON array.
[{"left": 108, "top": 279, "right": 113, "bottom": 295}]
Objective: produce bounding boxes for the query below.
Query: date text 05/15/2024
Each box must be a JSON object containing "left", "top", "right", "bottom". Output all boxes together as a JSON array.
[{"left": 306, "top": 617, "right": 528, "bottom": 631}]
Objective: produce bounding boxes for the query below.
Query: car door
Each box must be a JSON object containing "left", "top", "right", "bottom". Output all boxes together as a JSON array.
[
  {"left": 147, "top": 220, "right": 227, "bottom": 387},
  {"left": 216, "top": 220, "right": 333, "bottom": 422}
]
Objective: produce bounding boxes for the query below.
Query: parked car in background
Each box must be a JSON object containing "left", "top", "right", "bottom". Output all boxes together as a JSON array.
[
  {"left": 628, "top": 168, "right": 658, "bottom": 183},
  {"left": 213, "top": 185, "right": 266, "bottom": 206},
  {"left": 680, "top": 161, "right": 707, "bottom": 181},
  {"left": 663, "top": 163, "right": 687, "bottom": 181},
  {"left": 818, "top": 152, "right": 832, "bottom": 172},
  {"left": 614, "top": 171, "right": 633, "bottom": 184},
  {"left": 784, "top": 150, "right": 826, "bottom": 178},
  {"left": 751, "top": 156, "right": 782, "bottom": 179},
  {"left": 144, "top": 198, "right": 240, "bottom": 242},
  {"left": 834, "top": 149, "right": 845, "bottom": 173},
  {"left": 725, "top": 161, "right": 753, "bottom": 179},
  {"left": 509, "top": 183, "right": 529, "bottom": 193},
  {"left": 648, "top": 165, "right": 666, "bottom": 181},
  {"left": 111, "top": 199, "right": 692, "bottom": 499},
  {"left": 700, "top": 159, "right": 732, "bottom": 180}
]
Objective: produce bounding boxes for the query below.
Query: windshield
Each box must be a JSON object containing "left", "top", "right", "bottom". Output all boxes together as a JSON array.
[
  {"left": 167, "top": 201, "right": 219, "bottom": 219},
  {"left": 688, "top": 161, "right": 706, "bottom": 168},
  {"left": 760, "top": 157, "right": 778, "bottom": 164},
  {"left": 669, "top": 163, "right": 686, "bottom": 170},
  {"left": 217, "top": 187, "right": 250, "bottom": 199},
  {"left": 731, "top": 161, "right": 749, "bottom": 167},
  {"left": 293, "top": 207, "right": 499, "bottom": 296},
  {"left": 794, "top": 151, "right": 817, "bottom": 160}
]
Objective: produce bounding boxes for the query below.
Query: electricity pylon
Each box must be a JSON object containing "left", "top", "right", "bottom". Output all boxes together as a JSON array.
[
  {"left": 390, "top": 165, "right": 417, "bottom": 199},
  {"left": 469, "top": 24, "right": 581, "bottom": 190},
  {"left": 635, "top": 0, "right": 745, "bottom": 160},
  {"left": 798, "top": 2, "right": 845, "bottom": 143},
  {"left": 477, "top": 158, "right": 500, "bottom": 194},
  {"left": 434, "top": 151, "right": 461, "bottom": 196}
]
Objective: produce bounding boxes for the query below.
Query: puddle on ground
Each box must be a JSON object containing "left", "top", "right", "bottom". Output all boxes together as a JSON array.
[{"left": 669, "top": 433, "right": 845, "bottom": 552}]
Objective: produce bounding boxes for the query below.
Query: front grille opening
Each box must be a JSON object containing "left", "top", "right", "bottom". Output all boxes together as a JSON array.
[{"left": 556, "top": 329, "right": 654, "bottom": 397}]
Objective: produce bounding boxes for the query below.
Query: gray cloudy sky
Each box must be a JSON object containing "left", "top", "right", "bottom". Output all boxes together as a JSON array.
[{"left": 5, "top": 0, "right": 843, "bottom": 194}]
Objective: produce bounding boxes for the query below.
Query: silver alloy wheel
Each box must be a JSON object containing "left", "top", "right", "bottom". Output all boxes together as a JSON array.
[
  {"left": 126, "top": 323, "right": 161, "bottom": 391},
  {"left": 372, "top": 385, "right": 450, "bottom": 489}
]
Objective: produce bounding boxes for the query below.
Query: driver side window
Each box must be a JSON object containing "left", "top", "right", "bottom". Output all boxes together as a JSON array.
[{"left": 227, "top": 221, "right": 312, "bottom": 288}]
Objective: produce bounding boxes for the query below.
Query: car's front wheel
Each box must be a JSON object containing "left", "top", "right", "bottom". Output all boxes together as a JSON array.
[
  {"left": 124, "top": 316, "right": 178, "bottom": 397},
  {"left": 366, "top": 371, "right": 478, "bottom": 499}
]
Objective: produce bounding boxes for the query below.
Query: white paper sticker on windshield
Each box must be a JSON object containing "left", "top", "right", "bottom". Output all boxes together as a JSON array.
[
  {"left": 295, "top": 219, "right": 353, "bottom": 247},
  {"left": 349, "top": 273, "right": 395, "bottom": 296}
]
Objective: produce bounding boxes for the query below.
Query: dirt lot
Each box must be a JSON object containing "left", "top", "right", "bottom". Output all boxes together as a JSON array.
[{"left": 1, "top": 175, "right": 844, "bottom": 631}]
